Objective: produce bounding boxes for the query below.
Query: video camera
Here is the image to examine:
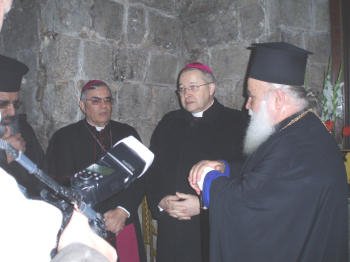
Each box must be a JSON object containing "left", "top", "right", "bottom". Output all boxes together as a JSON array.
[{"left": 0, "top": 130, "right": 154, "bottom": 238}]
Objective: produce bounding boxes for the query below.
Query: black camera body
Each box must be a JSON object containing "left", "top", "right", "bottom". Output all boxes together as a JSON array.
[
  {"left": 71, "top": 136, "right": 153, "bottom": 207},
  {"left": 0, "top": 133, "right": 153, "bottom": 240}
]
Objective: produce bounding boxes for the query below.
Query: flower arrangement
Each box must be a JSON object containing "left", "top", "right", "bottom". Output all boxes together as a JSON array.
[{"left": 320, "top": 59, "right": 350, "bottom": 146}]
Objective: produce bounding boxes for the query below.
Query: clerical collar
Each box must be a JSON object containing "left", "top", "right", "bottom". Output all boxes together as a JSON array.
[
  {"left": 191, "top": 99, "right": 214, "bottom": 118},
  {"left": 192, "top": 111, "right": 203, "bottom": 117},
  {"left": 86, "top": 120, "right": 106, "bottom": 132}
]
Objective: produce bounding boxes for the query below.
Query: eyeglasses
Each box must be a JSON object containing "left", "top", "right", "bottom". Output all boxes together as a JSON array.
[
  {"left": 176, "top": 82, "right": 213, "bottom": 95},
  {"left": 85, "top": 96, "right": 114, "bottom": 105},
  {"left": 0, "top": 99, "right": 21, "bottom": 109}
]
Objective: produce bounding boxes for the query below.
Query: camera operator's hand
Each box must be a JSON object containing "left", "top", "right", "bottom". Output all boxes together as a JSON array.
[
  {"left": 58, "top": 210, "right": 117, "bottom": 262},
  {"left": 103, "top": 207, "right": 129, "bottom": 235},
  {"left": 2, "top": 126, "right": 26, "bottom": 163}
]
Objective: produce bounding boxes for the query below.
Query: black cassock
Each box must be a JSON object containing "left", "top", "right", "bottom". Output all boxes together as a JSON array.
[
  {"left": 45, "top": 119, "right": 146, "bottom": 261},
  {"left": 0, "top": 114, "right": 45, "bottom": 198},
  {"left": 147, "top": 99, "right": 248, "bottom": 262},
  {"left": 209, "top": 112, "right": 348, "bottom": 262}
]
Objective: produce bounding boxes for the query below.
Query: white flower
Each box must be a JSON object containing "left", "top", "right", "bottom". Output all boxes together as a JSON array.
[{"left": 321, "top": 62, "right": 343, "bottom": 122}]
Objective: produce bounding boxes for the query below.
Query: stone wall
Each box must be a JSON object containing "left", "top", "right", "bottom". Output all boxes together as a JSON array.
[
  {"left": 0, "top": 0, "right": 330, "bottom": 149},
  {"left": 180, "top": 0, "right": 330, "bottom": 110}
]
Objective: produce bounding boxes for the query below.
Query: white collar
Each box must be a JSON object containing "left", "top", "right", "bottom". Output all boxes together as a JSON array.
[
  {"left": 95, "top": 126, "right": 105, "bottom": 132},
  {"left": 86, "top": 120, "right": 106, "bottom": 131},
  {"left": 191, "top": 100, "right": 214, "bottom": 118},
  {"left": 192, "top": 111, "right": 203, "bottom": 117}
]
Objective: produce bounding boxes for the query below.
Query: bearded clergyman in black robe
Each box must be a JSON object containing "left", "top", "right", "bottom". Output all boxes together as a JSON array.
[
  {"left": 0, "top": 54, "right": 45, "bottom": 199},
  {"left": 189, "top": 42, "right": 348, "bottom": 262}
]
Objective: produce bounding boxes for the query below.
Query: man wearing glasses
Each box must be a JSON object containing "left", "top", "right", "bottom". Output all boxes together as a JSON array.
[
  {"left": 147, "top": 62, "right": 248, "bottom": 262},
  {"left": 46, "top": 80, "right": 146, "bottom": 262},
  {"left": 0, "top": 54, "right": 45, "bottom": 198}
]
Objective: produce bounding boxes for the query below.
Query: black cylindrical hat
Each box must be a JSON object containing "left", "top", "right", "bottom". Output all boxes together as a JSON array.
[
  {"left": 0, "top": 55, "right": 29, "bottom": 92},
  {"left": 247, "top": 42, "right": 312, "bottom": 86}
]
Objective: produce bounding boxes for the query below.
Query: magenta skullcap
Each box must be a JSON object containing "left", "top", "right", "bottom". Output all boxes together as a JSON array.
[
  {"left": 81, "top": 80, "right": 108, "bottom": 93},
  {"left": 184, "top": 62, "right": 213, "bottom": 74}
]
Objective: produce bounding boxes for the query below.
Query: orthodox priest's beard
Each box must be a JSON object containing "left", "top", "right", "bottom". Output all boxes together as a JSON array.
[
  {"left": 0, "top": 115, "right": 18, "bottom": 137},
  {"left": 243, "top": 101, "right": 275, "bottom": 155}
]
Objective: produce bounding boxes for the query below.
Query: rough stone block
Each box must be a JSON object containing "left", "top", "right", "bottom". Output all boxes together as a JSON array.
[
  {"left": 177, "top": 0, "right": 232, "bottom": 16},
  {"left": 307, "top": 32, "right": 330, "bottom": 64},
  {"left": 240, "top": 3, "right": 265, "bottom": 40},
  {"left": 182, "top": 5, "right": 239, "bottom": 49},
  {"left": 113, "top": 48, "right": 129, "bottom": 82},
  {"left": 117, "top": 82, "right": 179, "bottom": 130},
  {"left": 185, "top": 49, "right": 210, "bottom": 64},
  {"left": 41, "top": 0, "right": 93, "bottom": 36},
  {"left": 17, "top": 50, "right": 40, "bottom": 121},
  {"left": 128, "top": 6, "right": 146, "bottom": 45},
  {"left": 314, "top": 0, "right": 330, "bottom": 32},
  {"left": 232, "top": 78, "right": 247, "bottom": 109},
  {"left": 306, "top": 63, "right": 325, "bottom": 94},
  {"left": 130, "top": 0, "right": 176, "bottom": 14},
  {"left": 134, "top": 121, "right": 155, "bottom": 146},
  {"left": 265, "top": 0, "right": 281, "bottom": 35},
  {"left": 265, "top": 31, "right": 282, "bottom": 42},
  {"left": 84, "top": 40, "right": 114, "bottom": 81},
  {"left": 16, "top": 50, "right": 39, "bottom": 90},
  {"left": 148, "top": 12, "right": 182, "bottom": 52},
  {"left": 280, "top": 29, "right": 305, "bottom": 47},
  {"left": 279, "top": 0, "right": 312, "bottom": 30},
  {"left": 112, "top": 81, "right": 176, "bottom": 145},
  {"left": 146, "top": 53, "right": 179, "bottom": 85},
  {"left": 41, "top": 35, "right": 80, "bottom": 82},
  {"left": 210, "top": 44, "right": 250, "bottom": 81},
  {"left": 113, "top": 48, "right": 149, "bottom": 81},
  {"left": 114, "top": 82, "right": 148, "bottom": 123},
  {"left": 2, "top": 0, "right": 39, "bottom": 50},
  {"left": 91, "top": 0, "right": 124, "bottom": 41},
  {"left": 215, "top": 78, "right": 246, "bottom": 110},
  {"left": 147, "top": 84, "right": 180, "bottom": 125},
  {"left": 42, "top": 81, "right": 80, "bottom": 128}
]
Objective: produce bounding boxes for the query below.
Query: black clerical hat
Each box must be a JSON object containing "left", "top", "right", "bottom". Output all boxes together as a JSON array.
[
  {"left": 0, "top": 54, "right": 29, "bottom": 92},
  {"left": 247, "top": 42, "right": 312, "bottom": 86}
]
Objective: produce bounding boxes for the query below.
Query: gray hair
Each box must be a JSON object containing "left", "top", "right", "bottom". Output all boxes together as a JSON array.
[
  {"left": 269, "top": 83, "right": 317, "bottom": 111},
  {"left": 80, "top": 82, "right": 112, "bottom": 101}
]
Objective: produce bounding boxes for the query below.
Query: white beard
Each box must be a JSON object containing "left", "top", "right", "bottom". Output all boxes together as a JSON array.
[{"left": 243, "top": 101, "right": 275, "bottom": 155}]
